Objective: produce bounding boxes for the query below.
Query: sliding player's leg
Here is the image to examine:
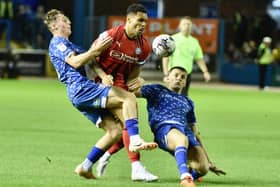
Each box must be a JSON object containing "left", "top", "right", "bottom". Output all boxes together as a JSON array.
[
  {"left": 188, "top": 146, "right": 209, "bottom": 181},
  {"left": 106, "top": 87, "right": 157, "bottom": 152},
  {"left": 155, "top": 125, "right": 195, "bottom": 187}
]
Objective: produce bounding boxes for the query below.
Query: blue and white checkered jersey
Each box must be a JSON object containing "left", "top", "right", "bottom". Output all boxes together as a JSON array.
[
  {"left": 140, "top": 84, "right": 196, "bottom": 132},
  {"left": 48, "top": 36, "right": 106, "bottom": 103}
]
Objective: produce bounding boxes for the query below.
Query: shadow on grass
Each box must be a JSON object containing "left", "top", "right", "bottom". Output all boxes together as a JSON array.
[{"left": 195, "top": 178, "right": 278, "bottom": 187}]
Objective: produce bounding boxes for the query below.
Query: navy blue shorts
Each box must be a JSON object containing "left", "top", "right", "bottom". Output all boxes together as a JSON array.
[
  {"left": 153, "top": 123, "right": 200, "bottom": 154},
  {"left": 72, "top": 85, "right": 111, "bottom": 127}
]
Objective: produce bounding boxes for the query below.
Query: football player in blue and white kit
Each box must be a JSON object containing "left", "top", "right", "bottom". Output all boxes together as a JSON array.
[
  {"left": 134, "top": 67, "right": 226, "bottom": 187},
  {"left": 44, "top": 9, "right": 157, "bottom": 180}
]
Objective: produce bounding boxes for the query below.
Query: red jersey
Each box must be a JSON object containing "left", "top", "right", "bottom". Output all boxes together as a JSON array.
[{"left": 95, "top": 25, "right": 151, "bottom": 90}]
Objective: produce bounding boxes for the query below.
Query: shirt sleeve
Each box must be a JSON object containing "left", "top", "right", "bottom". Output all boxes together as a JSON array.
[
  {"left": 51, "top": 39, "right": 74, "bottom": 62},
  {"left": 186, "top": 99, "right": 197, "bottom": 124},
  {"left": 141, "top": 84, "right": 159, "bottom": 99}
]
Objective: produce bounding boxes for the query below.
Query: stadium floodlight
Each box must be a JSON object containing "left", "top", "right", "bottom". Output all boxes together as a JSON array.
[{"left": 272, "top": 0, "right": 280, "bottom": 8}]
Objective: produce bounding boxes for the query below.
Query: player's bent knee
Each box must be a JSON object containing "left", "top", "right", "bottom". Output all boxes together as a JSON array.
[{"left": 196, "top": 163, "right": 209, "bottom": 176}]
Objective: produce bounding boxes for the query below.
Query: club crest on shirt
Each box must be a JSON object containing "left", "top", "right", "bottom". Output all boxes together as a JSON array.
[
  {"left": 57, "top": 42, "right": 67, "bottom": 52},
  {"left": 135, "top": 47, "right": 142, "bottom": 55}
]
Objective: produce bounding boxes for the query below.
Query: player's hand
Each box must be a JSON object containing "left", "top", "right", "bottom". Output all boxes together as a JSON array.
[
  {"left": 90, "top": 36, "right": 112, "bottom": 57},
  {"left": 203, "top": 71, "right": 211, "bottom": 82},
  {"left": 209, "top": 162, "right": 226, "bottom": 176},
  {"left": 163, "top": 75, "right": 168, "bottom": 83},
  {"left": 127, "top": 77, "right": 144, "bottom": 92},
  {"left": 102, "top": 74, "right": 114, "bottom": 86}
]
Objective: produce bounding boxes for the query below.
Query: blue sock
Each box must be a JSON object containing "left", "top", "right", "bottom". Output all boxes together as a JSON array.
[
  {"left": 190, "top": 168, "right": 201, "bottom": 180},
  {"left": 174, "top": 146, "right": 189, "bottom": 177},
  {"left": 125, "top": 118, "right": 139, "bottom": 136},
  {"left": 87, "top": 146, "right": 105, "bottom": 164}
]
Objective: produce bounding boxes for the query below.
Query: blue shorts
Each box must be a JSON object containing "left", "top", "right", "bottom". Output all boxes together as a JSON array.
[
  {"left": 72, "top": 85, "right": 111, "bottom": 127},
  {"left": 153, "top": 123, "right": 200, "bottom": 154}
]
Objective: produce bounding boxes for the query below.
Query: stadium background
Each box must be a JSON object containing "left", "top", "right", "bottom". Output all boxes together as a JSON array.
[
  {"left": 1, "top": 0, "right": 280, "bottom": 87},
  {"left": 1, "top": 1, "right": 280, "bottom": 187}
]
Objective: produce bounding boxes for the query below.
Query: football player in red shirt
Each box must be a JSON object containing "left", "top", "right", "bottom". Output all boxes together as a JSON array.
[{"left": 91, "top": 3, "right": 159, "bottom": 182}]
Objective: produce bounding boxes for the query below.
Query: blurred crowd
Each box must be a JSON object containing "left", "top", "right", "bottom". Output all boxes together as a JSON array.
[
  {"left": 225, "top": 10, "right": 280, "bottom": 64},
  {"left": 1, "top": 0, "right": 280, "bottom": 64},
  {"left": 0, "top": 0, "right": 50, "bottom": 49}
]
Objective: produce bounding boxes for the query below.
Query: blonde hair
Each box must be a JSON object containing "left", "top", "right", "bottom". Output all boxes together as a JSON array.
[
  {"left": 44, "top": 9, "right": 63, "bottom": 31},
  {"left": 180, "top": 16, "right": 192, "bottom": 22}
]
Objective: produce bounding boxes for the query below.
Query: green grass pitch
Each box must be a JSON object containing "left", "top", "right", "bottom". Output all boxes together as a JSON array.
[{"left": 0, "top": 79, "right": 279, "bottom": 187}]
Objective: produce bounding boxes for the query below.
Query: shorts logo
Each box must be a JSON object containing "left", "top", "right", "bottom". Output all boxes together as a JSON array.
[{"left": 92, "top": 99, "right": 101, "bottom": 108}]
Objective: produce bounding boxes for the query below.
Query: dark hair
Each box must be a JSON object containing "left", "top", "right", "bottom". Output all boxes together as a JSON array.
[
  {"left": 169, "top": 66, "right": 188, "bottom": 74},
  {"left": 126, "top": 3, "right": 147, "bottom": 15}
]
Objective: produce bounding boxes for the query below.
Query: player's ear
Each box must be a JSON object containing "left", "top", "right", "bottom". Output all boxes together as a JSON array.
[
  {"left": 165, "top": 76, "right": 170, "bottom": 83},
  {"left": 50, "top": 23, "right": 57, "bottom": 31},
  {"left": 182, "top": 81, "right": 186, "bottom": 87},
  {"left": 126, "top": 17, "right": 130, "bottom": 24},
  {"left": 126, "top": 13, "right": 133, "bottom": 23}
]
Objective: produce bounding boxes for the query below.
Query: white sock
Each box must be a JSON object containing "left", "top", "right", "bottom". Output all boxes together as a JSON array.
[
  {"left": 180, "top": 172, "right": 193, "bottom": 180},
  {"left": 130, "top": 135, "right": 141, "bottom": 144},
  {"left": 100, "top": 151, "right": 111, "bottom": 161},
  {"left": 132, "top": 161, "right": 143, "bottom": 170},
  {"left": 82, "top": 158, "right": 93, "bottom": 171}
]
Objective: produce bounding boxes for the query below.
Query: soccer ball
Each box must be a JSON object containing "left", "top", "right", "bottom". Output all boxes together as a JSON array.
[{"left": 152, "top": 34, "right": 176, "bottom": 57}]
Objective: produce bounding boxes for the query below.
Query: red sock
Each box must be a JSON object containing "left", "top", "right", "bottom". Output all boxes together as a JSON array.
[
  {"left": 122, "top": 129, "right": 140, "bottom": 162},
  {"left": 107, "top": 137, "right": 124, "bottom": 155}
]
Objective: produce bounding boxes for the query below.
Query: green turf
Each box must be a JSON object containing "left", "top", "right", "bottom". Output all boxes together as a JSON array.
[{"left": 0, "top": 79, "right": 280, "bottom": 187}]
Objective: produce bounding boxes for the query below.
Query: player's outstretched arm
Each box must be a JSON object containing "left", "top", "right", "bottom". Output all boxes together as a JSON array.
[
  {"left": 66, "top": 36, "right": 112, "bottom": 69},
  {"left": 209, "top": 162, "right": 226, "bottom": 176},
  {"left": 190, "top": 124, "right": 226, "bottom": 176},
  {"left": 127, "top": 77, "right": 145, "bottom": 92},
  {"left": 91, "top": 61, "right": 114, "bottom": 86},
  {"left": 127, "top": 66, "right": 143, "bottom": 92},
  {"left": 128, "top": 77, "right": 145, "bottom": 97}
]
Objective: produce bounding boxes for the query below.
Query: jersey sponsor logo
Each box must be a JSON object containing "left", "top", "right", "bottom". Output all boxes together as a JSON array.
[
  {"left": 57, "top": 42, "right": 67, "bottom": 52},
  {"left": 109, "top": 50, "right": 139, "bottom": 64}
]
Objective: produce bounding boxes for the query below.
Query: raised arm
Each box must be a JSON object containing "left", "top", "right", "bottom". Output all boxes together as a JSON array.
[{"left": 66, "top": 36, "right": 112, "bottom": 69}]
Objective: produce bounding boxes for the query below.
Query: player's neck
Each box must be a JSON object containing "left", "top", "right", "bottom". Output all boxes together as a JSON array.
[
  {"left": 168, "top": 86, "right": 180, "bottom": 94},
  {"left": 181, "top": 31, "right": 190, "bottom": 37},
  {"left": 53, "top": 32, "right": 69, "bottom": 39}
]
